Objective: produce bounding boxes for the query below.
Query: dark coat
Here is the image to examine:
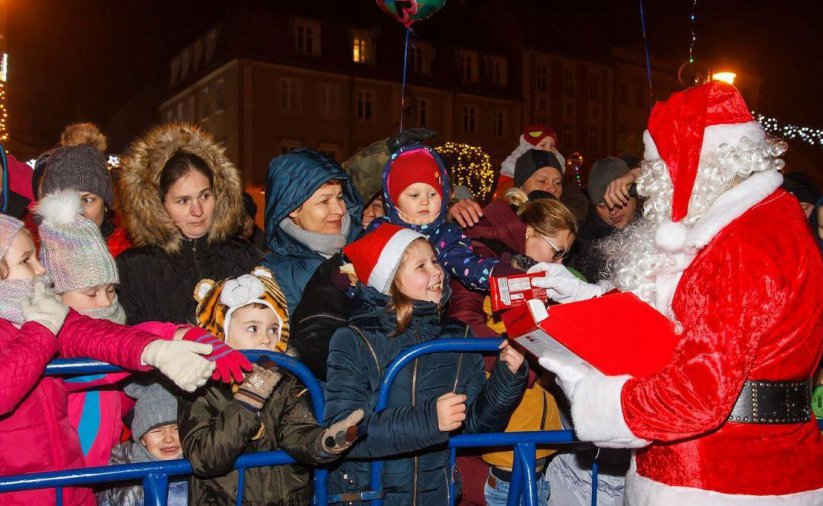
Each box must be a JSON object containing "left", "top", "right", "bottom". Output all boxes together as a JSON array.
[
  {"left": 262, "top": 149, "right": 363, "bottom": 315},
  {"left": 568, "top": 206, "right": 617, "bottom": 283},
  {"left": 323, "top": 285, "right": 527, "bottom": 505},
  {"left": 178, "top": 374, "right": 335, "bottom": 506},
  {"left": 117, "top": 236, "right": 260, "bottom": 324}
]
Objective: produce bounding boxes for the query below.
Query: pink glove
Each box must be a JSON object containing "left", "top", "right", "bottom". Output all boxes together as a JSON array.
[{"left": 181, "top": 327, "right": 253, "bottom": 383}]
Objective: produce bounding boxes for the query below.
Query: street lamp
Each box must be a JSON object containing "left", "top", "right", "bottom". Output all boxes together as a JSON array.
[{"left": 711, "top": 72, "right": 737, "bottom": 85}]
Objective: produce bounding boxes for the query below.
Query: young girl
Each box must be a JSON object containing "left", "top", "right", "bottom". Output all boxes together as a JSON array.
[
  {"left": 0, "top": 212, "right": 222, "bottom": 506},
  {"left": 97, "top": 381, "right": 187, "bottom": 506},
  {"left": 367, "top": 144, "right": 517, "bottom": 291},
  {"left": 179, "top": 267, "right": 363, "bottom": 505},
  {"left": 324, "top": 223, "right": 528, "bottom": 504}
]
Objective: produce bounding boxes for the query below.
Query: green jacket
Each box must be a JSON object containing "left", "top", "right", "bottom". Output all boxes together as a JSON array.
[{"left": 178, "top": 374, "right": 333, "bottom": 505}]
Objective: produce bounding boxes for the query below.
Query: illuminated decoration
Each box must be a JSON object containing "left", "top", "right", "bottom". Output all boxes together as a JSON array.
[
  {"left": 712, "top": 72, "right": 736, "bottom": 85},
  {"left": 566, "top": 152, "right": 584, "bottom": 189},
  {"left": 107, "top": 155, "right": 120, "bottom": 169},
  {"left": 434, "top": 142, "right": 495, "bottom": 203},
  {"left": 0, "top": 53, "right": 7, "bottom": 82},
  {"left": 755, "top": 112, "right": 823, "bottom": 147},
  {"left": 0, "top": 80, "right": 8, "bottom": 143}
]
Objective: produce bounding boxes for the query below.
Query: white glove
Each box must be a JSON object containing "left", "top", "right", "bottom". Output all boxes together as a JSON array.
[
  {"left": 538, "top": 355, "right": 599, "bottom": 400},
  {"left": 22, "top": 281, "right": 69, "bottom": 334},
  {"left": 141, "top": 340, "right": 216, "bottom": 392},
  {"left": 528, "top": 263, "right": 605, "bottom": 303}
]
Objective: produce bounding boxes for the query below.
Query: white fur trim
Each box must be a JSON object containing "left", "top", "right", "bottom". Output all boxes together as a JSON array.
[
  {"left": 35, "top": 189, "right": 83, "bottom": 226},
  {"left": 642, "top": 130, "right": 658, "bottom": 161},
  {"left": 369, "top": 228, "right": 424, "bottom": 294},
  {"left": 626, "top": 460, "right": 823, "bottom": 506},
  {"left": 654, "top": 220, "right": 688, "bottom": 252},
  {"left": 570, "top": 374, "right": 649, "bottom": 448}
]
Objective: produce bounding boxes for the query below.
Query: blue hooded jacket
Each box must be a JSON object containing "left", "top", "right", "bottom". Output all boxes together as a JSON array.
[
  {"left": 262, "top": 149, "right": 363, "bottom": 314},
  {"left": 368, "top": 144, "right": 500, "bottom": 291}
]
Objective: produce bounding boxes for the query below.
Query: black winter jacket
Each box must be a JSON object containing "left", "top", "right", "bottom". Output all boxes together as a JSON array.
[
  {"left": 178, "top": 373, "right": 336, "bottom": 506},
  {"left": 323, "top": 285, "right": 527, "bottom": 505},
  {"left": 117, "top": 236, "right": 260, "bottom": 324}
]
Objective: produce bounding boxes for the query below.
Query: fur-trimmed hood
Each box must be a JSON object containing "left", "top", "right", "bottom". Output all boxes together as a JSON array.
[{"left": 119, "top": 123, "right": 244, "bottom": 254}]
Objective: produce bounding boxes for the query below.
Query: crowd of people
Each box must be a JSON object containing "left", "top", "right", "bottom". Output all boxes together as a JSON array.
[{"left": 0, "top": 81, "right": 820, "bottom": 506}]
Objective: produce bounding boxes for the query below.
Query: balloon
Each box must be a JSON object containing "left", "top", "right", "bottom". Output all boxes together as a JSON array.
[{"left": 376, "top": 0, "right": 447, "bottom": 28}]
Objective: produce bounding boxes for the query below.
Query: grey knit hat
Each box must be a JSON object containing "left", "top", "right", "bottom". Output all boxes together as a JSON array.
[
  {"left": 587, "top": 156, "right": 631, "bottom": 205},
  {"left": 36, "top": 190, "right": 118, "bottom": 294},
  {"left": 125, "top": 382, "right": 178, "bottom": 441},
  {"left": 0, "top": 213, "right": 24, "bottom": 263},
  {"left": 39, "top": 144, "right": 114, "bottom": 207}
]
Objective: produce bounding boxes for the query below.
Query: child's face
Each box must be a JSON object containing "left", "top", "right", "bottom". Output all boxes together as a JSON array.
[
  {"left": 61, "top": 283, "right": 116, "bottom": 311},
  {"left": 395, "top": 183, "right": 441, "bottom": 225},
  {"left": 227, "top": 304, "right": 283, "bottom": 351},
  {"left": 140, "top": 424, "right": 182, "bottom": 460},
  {"left": 4, "top": 230, "right": 45, "bottom": 280},
  {"left": 396, "top": 240, "right": 444, "bottom": 303}
]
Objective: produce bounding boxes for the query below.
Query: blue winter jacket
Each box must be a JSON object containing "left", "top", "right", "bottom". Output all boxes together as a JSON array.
[
  {"left": 324, "top": 284, "right": 527, "bottom": 505},
  {"left": 262, "top": 149, "right": 363, "bottom": 315},
  {"left": 368, "top": 144, "right": 500, "bottom": 291}
]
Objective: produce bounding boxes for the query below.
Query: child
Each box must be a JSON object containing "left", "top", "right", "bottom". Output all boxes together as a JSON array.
[
  {"left": 324, "top": 223, "right": 528, "bottom": 503},
  {"left": 0, "top": 212, "right": 221, "bottom": 506},
  {"left": 35, "top": 189, "right": 252, "bottom": 468},
  {"left": 179, "top": 267, "right": 364, "bottom": 505},
  {"left": 97, "top": 381, "right": 187, "bottom": 506},
  {"left": 367, "top": 144, "right": 517, "bottom": 291}
]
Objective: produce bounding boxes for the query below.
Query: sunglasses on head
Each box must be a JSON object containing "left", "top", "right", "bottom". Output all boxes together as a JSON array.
[{"left": 540, "top": 234, "right": 568, "bottom": 262}]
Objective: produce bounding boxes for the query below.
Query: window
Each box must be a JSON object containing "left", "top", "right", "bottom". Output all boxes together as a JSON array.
[
  {"left": 563, "top": 66, "right": 575, "bottom": 97},
  {"left": 463, "top": 105, "right": 477, "bottom": 133},
  {"left": 199, "top": 87, "right": 210, "bottom": 120},
  {"left": 589, "top": 72, "right": 600, "bottom": 100},
  {"left": 352, "top": 30, "right": 375, "bottom": 64},
  {"left": 411, "top": 42, "right": 432, "bottom": 74},
  {"left": 279, "top": 138, "right": 302, "bottom": 155},
  {"left": 295, "top": 18, "right": 321, "bottom": 56},
  {"left": 536, "top": 65, "right": 548, "bottom": 92},
  {"left": 492, "top": 109, "right": 505, "bottom": 138},
  {"left": 457, "top": 50, "right": 479, "bottom": 82},
  {"left": 279, "top": 78, "right": 301, "bottom": 114},
  {"left": 418, "top": 98, "right": 428, "bottom": 127},
  {"left": 215, "top": 78, "right": 225, "bottom": 112},
  {"left": 357, "top": 89, "right": 374, "bottom": 121},
  {"left": 486, "top": 56, "right": 507, "bottom": 87},
  {"left": 319, "top": 84, "right": 340, "bottom": 120},
  {"left": 319, "top": 142, "right": 341, "bottom": 161}
]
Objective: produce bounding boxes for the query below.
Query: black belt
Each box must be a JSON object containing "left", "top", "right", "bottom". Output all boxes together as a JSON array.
[
  {"left": 728, "top": 379, "right": 812, "bottom": 424},
  {"left": 490, "top": 458, "right": 548, "bottom": 483}
]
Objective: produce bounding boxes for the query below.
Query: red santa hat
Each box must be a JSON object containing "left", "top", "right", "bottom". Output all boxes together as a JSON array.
[
  {"left": 642, "top": 82, "right": 765, "bottom": 252},
  {"left": 386, "top": 147, "right": 444, "bottom": 205},
  {"left": 343, "top": 223, "right": 426, "bottom": 294},
  {"left": 523, "top": 124, "right": 558, "bottom": 147}
]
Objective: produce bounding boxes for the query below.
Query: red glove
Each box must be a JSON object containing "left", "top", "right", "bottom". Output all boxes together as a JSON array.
[{"left": 180, "top": 327, "right": 253, "bottom": 383}]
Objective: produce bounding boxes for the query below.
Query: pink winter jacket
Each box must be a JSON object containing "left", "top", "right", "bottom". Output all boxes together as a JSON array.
[{"left": 0, "top": 310, "right": 157, "bottom": 506}]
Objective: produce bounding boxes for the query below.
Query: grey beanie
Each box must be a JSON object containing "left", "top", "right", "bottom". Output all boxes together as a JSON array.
[
  {"left": 514, "top": 149, "right": 563, "bottom": 188},
  {"left": 587, "top": 156, "right": 631, "bottom": 205},
  {"left": 39, "top": 144, "right": 114, "bottom": 207},
  {"left": 124, "top": 382, "right": 178, "bottom": 441}
]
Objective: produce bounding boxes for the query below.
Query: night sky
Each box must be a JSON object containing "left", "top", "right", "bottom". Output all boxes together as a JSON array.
[{"left": 6, "top": 0, "right": 823, "bottom": 173}]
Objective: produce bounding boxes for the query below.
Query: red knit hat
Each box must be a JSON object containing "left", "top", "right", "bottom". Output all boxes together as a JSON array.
[
  {"left": 343, "top": 223, "right": 425, "bottom": 294},
  {"left": 386, "top": 147, "right": 444, "bottom": 205},
  {"left": 522, "top": 124, "right": 558, "bottom": 147},
  {"left": 642, "top": 82, "right": 764, "bottom": 251}
]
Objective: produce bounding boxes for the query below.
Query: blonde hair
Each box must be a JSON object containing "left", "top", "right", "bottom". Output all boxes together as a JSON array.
[
  {"left": 386, "top": 238, "right": 431, "bottom": 335},
  {"left": 506, "top": 187, "right": 578, "bottom": 236}
]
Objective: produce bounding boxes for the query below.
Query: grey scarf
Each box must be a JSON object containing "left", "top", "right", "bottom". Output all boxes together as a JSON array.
[
  {"left": 0, "top": 275, "right": 51, "bottom": 326},
  {"left": 79, "top": 296, "right": 127, "bottom": 324},
  {"left": 279, "top": 212, "right": 351, "bottom": 258}
]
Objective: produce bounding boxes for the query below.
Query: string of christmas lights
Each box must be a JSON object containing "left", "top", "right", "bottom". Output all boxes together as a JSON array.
[
  {"left": 435, "top": 142, "right": 496, "bottom": 203},
  {"left": 755, "top": 112, "right": 823, "bottom": 146},
  {"left": 0, "top": 81, "right": 8, "bottom": 143}
]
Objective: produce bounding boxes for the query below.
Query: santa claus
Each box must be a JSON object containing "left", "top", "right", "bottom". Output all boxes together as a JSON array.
[{"left": 531, "top": 81, "right": 823, "bottom": 504}]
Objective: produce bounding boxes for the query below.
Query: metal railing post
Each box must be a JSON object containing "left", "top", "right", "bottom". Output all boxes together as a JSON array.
[{"left": 142, "top": 473, "right": 169, "bottom": 506}]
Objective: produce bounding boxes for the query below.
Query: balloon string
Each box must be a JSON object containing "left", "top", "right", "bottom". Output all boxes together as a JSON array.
[
  {"left": 399, "top": 27, "right": 411, "bottom": 133},
  {"left": 638, "top": 0, "right": 654, "bottom": 109}
]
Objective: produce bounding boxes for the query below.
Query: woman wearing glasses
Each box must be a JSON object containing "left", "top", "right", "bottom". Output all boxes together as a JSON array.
[{"left": 447, "top": 188, "right": 578, "bottom": 506}]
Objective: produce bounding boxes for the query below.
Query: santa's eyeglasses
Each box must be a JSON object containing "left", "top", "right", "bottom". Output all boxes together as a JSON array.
[{"left": 540, "top": 234, "right": 568, "bottom": 262}]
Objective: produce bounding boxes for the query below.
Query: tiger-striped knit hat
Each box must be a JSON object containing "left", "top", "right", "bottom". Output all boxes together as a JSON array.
[{"left": 194, "top": 266, "right": 290, "bottom": 352}]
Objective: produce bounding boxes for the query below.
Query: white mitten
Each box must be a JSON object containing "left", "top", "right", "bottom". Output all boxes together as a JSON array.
[
  {"left": 538, "top": 355, "right": 598, "bottom": 400},
  {"left": 528, "top": 263, "right": 605, "bottom": 303},
  {"left": 22, "top": 281, "right": 69, "bottom": 334},
  {"left": 141, "top": 340, "right": 216, "bottom": 392}
]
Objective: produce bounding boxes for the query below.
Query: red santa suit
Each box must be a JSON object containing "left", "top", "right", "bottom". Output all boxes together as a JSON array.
[{"left": 566, "top": 83, "right": 823, "bottom": 505}]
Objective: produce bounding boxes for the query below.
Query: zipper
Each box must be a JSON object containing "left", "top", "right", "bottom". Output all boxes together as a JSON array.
[
  {"left": 452, "top": 353, "right": 464, "bottom": 392},
  {"left": 298, "top": 313, "right": 346, "bottom": 325},
  {"left": 191, "top": 241, "right": 203, "bottom": 279},
  {"left": 444, "top": 467, "right": 451, "bottom": 505}
]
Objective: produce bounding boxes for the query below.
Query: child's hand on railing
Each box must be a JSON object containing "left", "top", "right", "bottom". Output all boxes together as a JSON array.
[
  {"left": 234, "top": 359, "right": 283, "bottom": 412},
  {"left": 436, "top": 392, "right": 467, "bottom": 432},
  {"left": 141, "top": 340, "right": 215, "bottom": 392},
  {"left": 179, "top": 327, "right": 253, "bottom": 384},
  {"left": 319, "top": 409, "right": 365, "bottom": 455}
]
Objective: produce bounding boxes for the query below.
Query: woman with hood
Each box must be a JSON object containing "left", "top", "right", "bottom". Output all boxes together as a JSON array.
[
  {"left": 261, "top": 149, "right": 362, "bottom": 315},
  {"left": 116, "top": 123, "right": 260, "bottom": 324}
]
